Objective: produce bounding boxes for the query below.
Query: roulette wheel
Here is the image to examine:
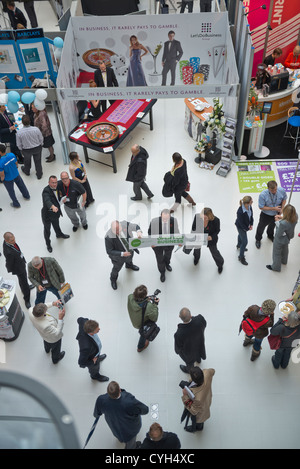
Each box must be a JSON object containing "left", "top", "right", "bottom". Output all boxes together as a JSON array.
[
  {"left": 82, "top": 48, "right": 115, "bottom": 69},
  {"left": 86, "top": 122, "right": 119, "bottom": 147}
]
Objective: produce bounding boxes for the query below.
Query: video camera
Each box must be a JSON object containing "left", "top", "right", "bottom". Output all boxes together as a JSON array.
[{"left": 147, "top": 289, "right": 161, "bottom": 304}]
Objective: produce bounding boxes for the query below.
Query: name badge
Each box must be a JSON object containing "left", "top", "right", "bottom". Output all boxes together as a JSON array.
[
  {"left": 65, "top": 198, "right": 70, "bottom": 202},
  {"left": 42, "top": 279, "right": 48, "bottom": 285}
]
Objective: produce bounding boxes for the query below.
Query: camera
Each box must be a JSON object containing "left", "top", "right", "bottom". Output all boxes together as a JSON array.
[
  {"left": 58, "top": 301, "right": 64, "bottom": 310},
  {"left": 147, "top": 289, "right": 161, "bottom": 304}
]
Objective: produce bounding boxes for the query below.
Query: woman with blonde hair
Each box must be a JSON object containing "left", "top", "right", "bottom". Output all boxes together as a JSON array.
[
  {"left": 235, "top": 195, "right": 253, "bottom": 266},
  {"left": 266, "top": 204, "right": 298, "bottom": 272}
]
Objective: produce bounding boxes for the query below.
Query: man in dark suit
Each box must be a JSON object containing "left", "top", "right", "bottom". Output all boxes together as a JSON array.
[
  {"left": 148, "top": 209, "right": 180, "bottom": 282},
  {"left": 76, "top": 317, "right": 108, "bottom": 382},
  {"left": 126, "top": 143, "right": 154, "bottom": 201},
  {"left": 41, "top": 175, "right": 70, "bottom": 253},
  {"left": 161, "top": 31, "right": 183, "bottom": 86},
  {"left": 0, "top": 105, "right": 22, "bottom": 162},
  {"left": 105, "top": 220, "right": 141, "bottom": 290},
  {"left": 6, "top": 1, "right": 27, "bottom": 29},
  {"left": 93, "top": 60, "right": 119, "bottom": 114},
  {"left": 174, "top": 307, "right": 207, "bottom": 373},
  {"left": 3, "top": 231, "right": 33, "bottom": 309}
]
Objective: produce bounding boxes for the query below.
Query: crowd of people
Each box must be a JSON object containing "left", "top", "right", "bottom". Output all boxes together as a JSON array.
[{"left": 1, "top": 123, "right": 300, "bottom": 448}]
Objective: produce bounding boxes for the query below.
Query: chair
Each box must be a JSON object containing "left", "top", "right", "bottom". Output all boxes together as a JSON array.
[{"left": 282, "top": 106, "right": 300, "bottom": 149}]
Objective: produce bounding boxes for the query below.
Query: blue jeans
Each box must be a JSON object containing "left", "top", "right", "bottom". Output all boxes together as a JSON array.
[
  {"left": 3, "top": 175, "right": 30, "bottom": 207},
  {"left": 35, "top": 286, "right": 60, "bottom": 305},
  {"left": 246, "top": 336, "right": 263, "bottom": 352},
  {"left": 237, "top": 227, "right": 248, "bottom": 259},
  {"left": 272, "top": 348, "right": 292, "bottom": 369}
]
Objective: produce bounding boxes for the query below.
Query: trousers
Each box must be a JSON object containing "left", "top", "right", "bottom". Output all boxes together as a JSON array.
[
  {"left": 152, "top": 246, "right": 174, "bottom": 273},
  {"left": 271, "top": 241, "right": 289, "bottom": 272},
  {"left": 133, "top": 180, "right": 153, "bottom": 199},
  {"left": 64, "top": 204, "right": 87, "bottom": 227},
  {"left": 22, "top": 145, "right": 43, "bottom": 178},
  {"left": 193, "top": 244, "right": 224, "bottom": 268},
  {"left": 255, "top": 212, "right": 276, "bottom": 241},
  {"left": 109, "top": 253, "right": 135, "bottom": 280},
  {"left": 44, "top": 338, "right": 62, "bottom": 363},
  {"left": 41, "top": 210, "right": 64, "bottom": 248},
  {"left": 3, "top": 174, "right": 30, "bottom": 207}
]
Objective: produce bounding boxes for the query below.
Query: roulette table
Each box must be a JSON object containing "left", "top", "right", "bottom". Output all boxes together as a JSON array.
[
  {"left": 68, "top": 99, "right": 156, "bottom": 173},
  {"left": 82, "top": 48, "right": 116, "bottom": 69}
]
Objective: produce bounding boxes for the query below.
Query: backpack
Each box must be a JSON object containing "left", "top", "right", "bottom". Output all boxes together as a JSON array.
[{"left": 239, "top": 315, "right": 270, "bottom": 336}]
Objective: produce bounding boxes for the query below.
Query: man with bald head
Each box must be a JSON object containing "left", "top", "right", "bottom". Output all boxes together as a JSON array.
[
  {"left": 57, "top": 171, "right": 87, "bottom": 232},
  {"left": 174, "top": 307, "right": 207, "bottom": 373},
  {"left": 125, "top": 144, "right": 154, "bottom": 201},
  {"left": 3, "top": 231, "right": 33, "bottom": 309},
  {"left": 105, "top": 220, "right": 142, "bottom": 290}
]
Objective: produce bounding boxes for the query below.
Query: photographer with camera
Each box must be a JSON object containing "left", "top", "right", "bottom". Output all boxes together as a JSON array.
[
  {"left": 28, "top": 300, "right": 65, "bottom": 364},
  {"left": 127, "top": 285, "right": 160, "bottom": 352}
]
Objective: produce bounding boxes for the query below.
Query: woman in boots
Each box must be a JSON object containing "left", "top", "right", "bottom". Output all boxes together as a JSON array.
[
  {"left": 169, "top": 152, "right": 196, "bottom": 212},
  {"left": 191, "top": 207, "right": 224, "bottom": 273},
  {"left": 69, "top": 151, "right": 95, "bottom": 208},
  {"left": 235, "top": 195, "right": 253, "bottom": 266},
  {"left": 242, "top": 299, "right": 275, "bottom": 361}
]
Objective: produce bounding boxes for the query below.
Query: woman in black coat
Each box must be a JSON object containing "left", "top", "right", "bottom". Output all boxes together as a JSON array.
[
  {"left": 191, "top": 207, "right": 224, "bottom": 273},
  {"left": 170, "top": 152, "right": 196, "bottom": 212},
  {"left": 235, "top": 196, "right": 254, "bottom": 266}
]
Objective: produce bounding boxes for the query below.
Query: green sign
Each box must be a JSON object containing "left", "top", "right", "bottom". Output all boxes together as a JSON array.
[{"left": 236, "top": 162, "right": 275, "bottom": 193}]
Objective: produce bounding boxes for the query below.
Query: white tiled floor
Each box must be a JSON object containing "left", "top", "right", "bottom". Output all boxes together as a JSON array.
[{"left": 1, "top": 2, "right": 300, "bottom": 451}]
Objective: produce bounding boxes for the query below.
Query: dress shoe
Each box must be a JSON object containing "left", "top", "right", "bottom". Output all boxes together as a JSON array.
[
  {"left": 72, "top": 226, "right": 78, "bottom": 232},
  {"left": 111, "top": 279, "right": 117, "bottom": 290},
  {"left": 193, "top": 258, "right": 199, "bottom": 266},
  {"left": 21, "top": 166, "right": 29, "bottom": 176},
  {"left": 137, "top": 340, "right": 149, "bottom": 352},
  {"left": 99, "top": 354, "right": 107, "bottom": 362},
  {"left": 147, "top": 194, "right": 154, "bottom": 199},
  {"left": 46, "top": 154, "right": 56, "bottom": 163},
  {"left": 125, "top": 264, "right": 139, "bottom": 271},
  {"left": 83, "top": 224, "right": 88, "bottom": 230},
  {"left": 56, "top": 233, "right": 70, "bottom": 239},
  {"left": 236, "top": 245, "right": 248, "bottom": 251},
  {"left": 47, "top": 245, "right": 53, "bottom": 253},
  {"left": 37, "top": 174, "right": 43, "bottom": 180},
  {"left": 160, "top": 272, "right": 165, "bottom": 282},
  {"left": 185, "top": 423, "right": 204, "bottom": 432},
  {"left": 238, "top": 256, "right": 248, "bottom": 266},
  {"left": 53, "top": 351, "right": 65, "bottom": 364},
  {"left": 180, "top": 364, "right": 189, "bottom": 373},
  {"left": 25, "top": 301, "right": 31, "bottom": 309},
  {"left": 92, "top": 374, "right": 109, "bottom": 382},
  {"left": 165, "top": 264, "right": 172, "bottom": 272},
  {"left": 268, "top": 236, "right": 274, "bottom": 242},
  {"left": 255, "top": 240, "right": 261, "bottom": 249},
  {"left": 130, "top": 197, "right": 142, "bottom": 201},
  {"left": 10, "top": 203, "right": 21, "bottom": 208},
  {"left": 266, "top": 265, "right": 273, "bottom": 271},
  {"left": 218, "top": 266, "right": 223, "bottom": 274}
]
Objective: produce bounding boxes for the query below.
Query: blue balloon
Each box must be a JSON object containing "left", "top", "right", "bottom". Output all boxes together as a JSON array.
[
  {"left": 53, "top": 37, "right": 64, "bottom": 49},
  {"left": 7, "top": 100, "right": 19, "bottom": 113},
  {"left": 21, "top": 92, "right": 35, "bottom": 104},
  {"left": 7, "top": 90, "right": 20, "bottom": 103}
]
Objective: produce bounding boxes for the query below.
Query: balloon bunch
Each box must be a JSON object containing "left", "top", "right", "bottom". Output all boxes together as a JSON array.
[
  {"left": 1, "top": 88, "right": 48, "bottom": 113},
  {"left": 53, "top": 36, "right": 64, "bottom": 63}
]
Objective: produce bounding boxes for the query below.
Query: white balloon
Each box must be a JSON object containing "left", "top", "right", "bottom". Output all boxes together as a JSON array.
[
  {"left": 0, "top": 93, "right": 8, "bottom": 105},
  {"left": 35, "top": 89, "right": 47, "bottom": 101},
  {"left": 33, "top": 98, "right": 46, "bottom": 111}
]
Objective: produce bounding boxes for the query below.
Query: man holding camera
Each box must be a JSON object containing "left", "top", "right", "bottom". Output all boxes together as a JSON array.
[
  {"left": 28, "top": 300, "right": 65, "bottom": 364},
  {"left": 127, "top": 285, "right": 159, "bottom": 352}
]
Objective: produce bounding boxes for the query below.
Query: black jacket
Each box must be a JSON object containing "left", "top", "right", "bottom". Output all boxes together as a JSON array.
[
  {"left": 8, "top": 7, "right": 27, "bottom": 29},
  {"left": 0, "top": 112, "right": 17, "bottom": 145},
  {"left": 174, "top": 314, "right": 207, "bottom": 364},
  {"left": 148, "top": 216, "right": 179, "bottom": 236},
  {"left": 235, "top": 205, "right": 254, "bottom": 231},
  {"left": 192, "top": 214, "right": 221, "bottom": 247},
  {"left": 105, "top": 220, "right": 140, "bottom": 258},
  {"left": 94, "top": 67, "right": 119, "bottom": 88},
  {"left": 3, "top": 241, "right": 27, "bottom": 276},
  {"left": 126, "top": 146, "right": 149, "bottom": 182},
  {"left": 76, "top": 317, "right": 100, "bottom": 368},
  {"left": 140, "top": 431, "right": 181, "bottom": 449},
  {"left": 42, "top": 184, "right": 62, "bottom": 220},
  {"left": 172, "top": 160, "right": 189, "bottom": 195}
]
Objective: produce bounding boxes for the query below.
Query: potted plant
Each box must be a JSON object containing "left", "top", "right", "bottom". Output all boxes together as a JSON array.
[{"left": 202, "top": 98, "right": 226, "bottom": 150}]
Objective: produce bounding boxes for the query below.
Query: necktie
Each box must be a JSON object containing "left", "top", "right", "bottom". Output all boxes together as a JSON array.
[{"left": 3, "top": 113, "right": 11, "bottom": 126}]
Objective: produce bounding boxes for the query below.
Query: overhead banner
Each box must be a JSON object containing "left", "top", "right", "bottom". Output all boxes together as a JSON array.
[
  {"left": 128, "top": 234, "right": 208, "bottom": 249},
  {"left": 61, "top": 13, "right": 239, "bottom": 100},
  {"left": 276, "top": 161, "right": 300, "bottom": 193},
  {"left": 236, "top": 162, "right": 276, "bottom": 193}
]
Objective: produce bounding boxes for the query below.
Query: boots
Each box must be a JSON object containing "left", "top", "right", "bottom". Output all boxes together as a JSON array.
[
  {"left": 243, "top": 336, "right": 254, "bottom": 347},
  {"left": 250, "top": 346, "right": 261, "bottom": 361}
]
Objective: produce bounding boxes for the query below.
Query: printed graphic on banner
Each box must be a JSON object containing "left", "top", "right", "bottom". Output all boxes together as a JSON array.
[
  {"left": 276, "top": 161, "right": 300, "bottom": 192},
  {"left": 71, "top": 13, "right": 234, "bottom": 95},
  {"left": 236, "top": 162, "right": 275, "bottom": 192}
]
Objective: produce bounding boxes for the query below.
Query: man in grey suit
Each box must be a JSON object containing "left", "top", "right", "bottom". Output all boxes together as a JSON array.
[
  {"left": 161, "top": 31, "right": 183, "bottom": 86},
  {"left": 105, "top": 220, "right": 142, "bottom": 290}
]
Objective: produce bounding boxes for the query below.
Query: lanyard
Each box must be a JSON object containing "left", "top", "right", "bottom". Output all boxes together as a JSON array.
[
  {"left": 38, "top": 260, "right": 46, "bottom": 279},
  {"left": 63, "top": 184, "right": 70, "bottom": 198}
]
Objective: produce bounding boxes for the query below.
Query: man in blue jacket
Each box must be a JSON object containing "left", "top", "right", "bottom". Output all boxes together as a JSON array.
[{"left": 93, "top": 381, "right": 149, "bottom": 449}]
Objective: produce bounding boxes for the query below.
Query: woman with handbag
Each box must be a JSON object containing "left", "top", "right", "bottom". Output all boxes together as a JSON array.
[
  {"left": 127, "top": 285, "right": 159, "bottom": 353},
  {"left": 269, "top": 310, "right": 300, "bottom": 369},
  {"left": 168, "top": 152, "right": 196, "bottom": 212}
]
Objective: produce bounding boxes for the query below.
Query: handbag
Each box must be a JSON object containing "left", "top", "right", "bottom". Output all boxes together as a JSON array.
[
  {"left": 139, "top": 303, "right": 160, "bottom": 342},
  {"left": 268, "top": 328, "right": 297, "bottom": 350},
  {"left": 162, "top": 171, "right": 174, "bottom": 198}
]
